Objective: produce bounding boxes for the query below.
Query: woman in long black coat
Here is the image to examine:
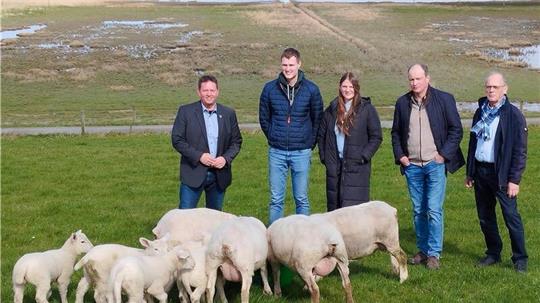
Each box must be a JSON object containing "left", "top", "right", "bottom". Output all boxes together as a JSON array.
[{"left": 318, "top": 72, "right": 382, "bottom": 211}]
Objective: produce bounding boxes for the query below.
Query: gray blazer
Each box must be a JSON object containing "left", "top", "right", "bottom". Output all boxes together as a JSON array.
[{"left": 171, "top": 101, "right": 242, "bottom": 190}]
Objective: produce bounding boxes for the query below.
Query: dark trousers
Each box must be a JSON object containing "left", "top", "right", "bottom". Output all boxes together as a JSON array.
[{"left": 473, "top": 161, "right": 528, "bottom": 263}]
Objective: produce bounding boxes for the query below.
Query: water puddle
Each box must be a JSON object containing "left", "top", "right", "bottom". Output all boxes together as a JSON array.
[
  {"left": 484, "top": 45, "right": 540, "bottom": 69},
  {"left": 0, "top": 24, "right": 47, "bottom": 40},
  {"left": 178, "top": 31, "right": 203, "bottom": 44},
  {"left": 102, "top": 20, "right": 188, "bottom": 30}
]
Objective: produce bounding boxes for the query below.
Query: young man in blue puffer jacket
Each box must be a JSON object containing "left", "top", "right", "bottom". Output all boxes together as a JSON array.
[{"left": 259, "top": 47, "right": 324, "bottom": 224}]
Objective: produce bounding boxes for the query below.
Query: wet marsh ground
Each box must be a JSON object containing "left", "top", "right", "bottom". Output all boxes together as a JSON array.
[{"left": 1, "top": 3, "right": 539, "bottom": 127}]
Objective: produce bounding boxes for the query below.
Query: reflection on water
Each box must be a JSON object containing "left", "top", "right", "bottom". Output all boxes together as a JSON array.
[
  {"left": 485, "top": 45, "right": 540, "bottom": 69},
  {"left": 102, "top": 20, "right": 188, "bottom": 30},
  {"left": 0, "top": 24, "right": 47, "bottom": 40}
]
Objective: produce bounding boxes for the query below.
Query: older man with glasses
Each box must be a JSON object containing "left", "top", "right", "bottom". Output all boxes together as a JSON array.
[{"left": 465, "top": 71, "right": 528, "bottom": 273}]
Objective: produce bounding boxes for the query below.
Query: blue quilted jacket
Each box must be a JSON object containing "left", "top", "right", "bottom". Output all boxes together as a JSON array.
[{"left": 259, "top": 71, "right": 324, "bottom": 150}]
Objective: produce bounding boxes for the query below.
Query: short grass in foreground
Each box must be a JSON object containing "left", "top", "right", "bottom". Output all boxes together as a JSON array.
[{"left": 1, "top": 129, "right": 539, "bottom": 302}]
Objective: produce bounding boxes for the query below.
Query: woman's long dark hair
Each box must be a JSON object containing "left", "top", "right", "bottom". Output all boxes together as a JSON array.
[{"left": 336, "top": 72, "right": 361, "bottom": 136}]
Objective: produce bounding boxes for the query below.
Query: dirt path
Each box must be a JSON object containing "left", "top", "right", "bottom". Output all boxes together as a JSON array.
[{"left": 291, "top": 3, "right": 375, "bottom": 53}]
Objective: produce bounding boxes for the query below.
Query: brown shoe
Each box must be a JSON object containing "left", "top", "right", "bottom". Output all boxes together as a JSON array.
[
  {"left": 426, "top": 256, "right": 440, "bottom": 270},
  {"left": 408, "top": 251, "right": 428, "bottom": 265}
]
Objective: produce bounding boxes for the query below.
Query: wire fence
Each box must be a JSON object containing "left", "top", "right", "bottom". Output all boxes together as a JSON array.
[{"left": 2, "top": 101, "right": 538, "bottom": 130}]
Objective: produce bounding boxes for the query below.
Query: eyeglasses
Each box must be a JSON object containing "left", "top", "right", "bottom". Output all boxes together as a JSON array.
[{"left": 485, "top": 85, "right": 505, "bottom": 90}]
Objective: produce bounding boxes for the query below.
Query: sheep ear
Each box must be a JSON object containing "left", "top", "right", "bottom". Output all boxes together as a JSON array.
[{"left": 139, "top": 237, "right": 150, "bottom": 248}]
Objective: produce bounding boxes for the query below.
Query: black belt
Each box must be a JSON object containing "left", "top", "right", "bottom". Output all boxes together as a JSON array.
[{"left": 475, "top": 160, "right": 495, "bottom": 168}]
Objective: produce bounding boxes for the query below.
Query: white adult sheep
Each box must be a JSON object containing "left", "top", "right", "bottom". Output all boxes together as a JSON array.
[
  {"left": 267, "top": 215, "right": 353, "bottom": 303},
  {"left": 109, "top": 245, "right": 195, "bottom": 303},
  {"left": 312, "top": 200, "right": 408, "bottom": 283},
  {"left": 74, "top": 235, "right": 170, "bottom": 303},
  {"left": 205, "top": 216, "right": 272, "bottom": 303},
  {"left": 152, "top": 208, "right": 236, "bottom": 246},
  {"left": 12, "top": 230, "right": 94, "bottom": 303}
]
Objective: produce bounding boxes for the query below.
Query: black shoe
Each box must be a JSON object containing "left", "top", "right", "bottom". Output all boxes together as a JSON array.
[
  {"left": 476, "top": 255, "right": 500, "bottom": 267},
  {"left": 514, "top": 261, "right": 527, "bottom": 273}
]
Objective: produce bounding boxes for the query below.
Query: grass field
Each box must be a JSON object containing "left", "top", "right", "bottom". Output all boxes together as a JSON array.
[
  {"left": 1, "top": 3, "right": 539, "bottom": 126},
  {"left": 1, "top": 129, "right": 539, "bottom": 302}
]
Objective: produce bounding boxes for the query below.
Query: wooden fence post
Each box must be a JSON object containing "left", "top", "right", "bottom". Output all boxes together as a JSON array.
[
  {"left": 130, "top": 107, "right": 136, "bottom": 133},
  {"left": 80, "top": 110, "right": 86, "bottom": 135}
]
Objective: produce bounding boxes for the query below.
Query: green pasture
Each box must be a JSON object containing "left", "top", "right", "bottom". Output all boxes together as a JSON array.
[
  {"left": 1, "top": 3, "right": 539, "bottom": 126},
  {"left": 1, "top": 130, "right": 539, "bottom": 302}
]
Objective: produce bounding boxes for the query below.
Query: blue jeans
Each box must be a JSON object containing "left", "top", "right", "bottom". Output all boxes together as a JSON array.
[
  {"left": 179, "top": 171, "right": 225, "bottom": 210},
  {"left": 268, "top": 147, "right": 311, "bottom": 224},
  {"left": 404, "top": 161, "right": 447, "bottom": 258}
]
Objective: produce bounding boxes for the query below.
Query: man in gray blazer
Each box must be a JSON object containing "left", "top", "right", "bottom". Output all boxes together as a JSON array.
[{"left": 172, "top": 75, "right": 242, "bottom": 210}]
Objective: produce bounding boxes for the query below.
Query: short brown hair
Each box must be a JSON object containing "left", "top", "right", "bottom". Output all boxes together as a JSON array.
[
  {"left": 281, "top": 48, "right": 301, "bottom": 61},
  {"left": 198, "top": 75, "right": 218, "bottom": 90},
  {"left": 408, "top": 63, "right": 429, "bottom": 76}
]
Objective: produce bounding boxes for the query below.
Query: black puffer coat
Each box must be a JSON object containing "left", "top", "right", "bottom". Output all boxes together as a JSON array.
[{"left": 317, "top": 97, "right": 382, "bottom": 211}]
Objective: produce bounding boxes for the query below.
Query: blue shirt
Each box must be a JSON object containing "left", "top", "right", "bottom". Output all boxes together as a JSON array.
[
  {"left": 475, "top": 98, "right": 504, "bottom": 163},
  {"left": 202, "top": 103, "right": 219, "bottom": 158},
  {"left": 334, "top": 101, "right": 352, "bottom": 159},
  {"left": 475, "top": 116, "right": 499, "bottom": 163}
]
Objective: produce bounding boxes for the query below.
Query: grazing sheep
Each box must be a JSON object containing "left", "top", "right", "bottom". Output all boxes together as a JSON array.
[
  {"left": 152, "top": 208, "right": 236, "bottom": 246},
  {"left": 313, "top": 201, "right": 408, "bottom": 283},
  {"left": 206, "top": 216, "right": 272, "bottom": 303},
  {"left": 12, "top": 230, "right": 94, "bottom": 303},
  {"left": 109, "top": 246, "right": 195, "bottom": 303},
  {"left": 74, "top": 236, "right": 170, "bottom": 303},
  {"left": 267, "top": 215, "right": 353, "bottom": 303}
]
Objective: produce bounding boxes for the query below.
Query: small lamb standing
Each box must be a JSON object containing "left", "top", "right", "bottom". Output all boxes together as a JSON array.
[
  {"left": 267, "top": 215, "right": 353, "bottom": 303},
  {"left": 312, "top": 200, "right": 408, "bottom": 283},
  {"left": 152, "top": 208, "right": 236, "bottom": 246},
  {"left": 109, "top": 246, "right": 195, "bottom": 303},
  {"left": 205, "top": 216, "right": 272, "bottom": 303},
  {"left": 73, "top": 235, "right": 170, "bottom": 303},
  {"left": 176, "top": 238, "right": 227, "bottom": 303},
  {"left": 12, "top": 230, "right": 94, "bottom": 303}
]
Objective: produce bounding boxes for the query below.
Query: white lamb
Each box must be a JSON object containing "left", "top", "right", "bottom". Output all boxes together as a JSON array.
[
  {"left": 205, "top": 216, "right": 272, "bottom": 303},
  {"left": 74, "top": 235, "right": 170, "bottom": 303},
  {"left": 176, "top": 238, "right": 227, "bottom": 303},
  {"left": 152, "top": 208, "right": 236, "bottom": 246},
  {"left": 267, "top": 215, "right": 354, "bottom": 303},
  {"left": 109, "top": 245, "right": 195, "bottom": 303},
  {"left": 12, "top": 230, "right": 94, "bottom": 303},
  {"left": 312, "top": 200, "right": 408, "bottom": 283}
]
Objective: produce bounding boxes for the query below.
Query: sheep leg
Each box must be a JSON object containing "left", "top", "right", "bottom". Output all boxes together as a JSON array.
[
  {"left": 269, "top": 260, "right": 281, "bottom": 297},
  {"left": 75, "top": 276, "right": 90, "bottom": 303},
  {"left": 240, "top": 271, "right": 253, "bottom": 303},
  {"left": 297, "top": 269, "right": 319, "bottom": 303},
  {"left": 94, "top": 282, "right": 109, "bottom": 303},
  {"left": 35, "top": 283, "right": 51, "bottom": 303},
  {"left": 206, "top": 267, "right": 218, "bottom": 303},
  {"left": 58, "top": 274, "right": 71, "bottom": 303},
  {"left": 13, "top": 283, "right": 25, "bottom": 303},
  {"left": 191, "top": 285, "right": 206, "bottom": 303},
  {"left": 216, "top": 273, "right": 228, "bottom": 303},
  {"left": 177, "top": 279, "right": 187, "bottom": 302},
  {"left": 259, "top": 262, "right": 272, "bottom": 295},
  {"left": 335, "top": 259, "right": 354, "bottom": 303}
]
